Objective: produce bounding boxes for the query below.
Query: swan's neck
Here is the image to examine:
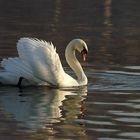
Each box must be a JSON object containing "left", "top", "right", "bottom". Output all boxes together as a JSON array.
[{"left": 65, "top": 44, "right": 87, "bottom": 85}]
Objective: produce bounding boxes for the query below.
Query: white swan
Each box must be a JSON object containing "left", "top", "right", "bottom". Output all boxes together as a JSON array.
[{"left": 0, "top": 38, "right": 88, "bottom": 87}]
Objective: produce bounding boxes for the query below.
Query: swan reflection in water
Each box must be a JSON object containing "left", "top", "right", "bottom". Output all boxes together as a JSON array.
[{"left": 0, "top": 86, "right": 87, "bottom": 130}]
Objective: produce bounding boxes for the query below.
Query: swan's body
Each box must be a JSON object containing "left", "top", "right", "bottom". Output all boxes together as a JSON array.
[{"left": 0, "top": 38, "right": 88, "bottom": 87}]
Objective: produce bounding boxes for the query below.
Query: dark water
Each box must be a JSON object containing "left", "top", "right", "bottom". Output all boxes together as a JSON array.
[{"left": 0, "top": 0, "right": 140, "bottom": 139}]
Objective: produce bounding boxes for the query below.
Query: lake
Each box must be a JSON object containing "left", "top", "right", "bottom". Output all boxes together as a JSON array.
[{"left": 0, "top": 0, "right": 140, "bottom": 139}]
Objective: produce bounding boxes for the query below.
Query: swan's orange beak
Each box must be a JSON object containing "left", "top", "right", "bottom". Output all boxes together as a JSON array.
[{"left": 81, "top": 49, "right": 87, "bottom": 62}]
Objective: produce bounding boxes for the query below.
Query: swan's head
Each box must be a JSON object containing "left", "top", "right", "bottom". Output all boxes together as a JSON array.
[{"left": 70, "top": 39, "right": 88, "bottom": 62}]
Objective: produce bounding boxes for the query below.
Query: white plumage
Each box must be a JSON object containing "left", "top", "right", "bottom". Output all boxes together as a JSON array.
[{"left": 0, "top": 38, "right": 88, "bottom": 87}]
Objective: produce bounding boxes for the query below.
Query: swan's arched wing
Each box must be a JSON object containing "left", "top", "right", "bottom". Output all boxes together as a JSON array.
[{"left": 17, "top": 38, "right": 66, "bottom": 86}]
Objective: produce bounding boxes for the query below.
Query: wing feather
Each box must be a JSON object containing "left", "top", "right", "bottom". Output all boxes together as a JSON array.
[{"left": 17, "top": 38, "right": 65, "bottom": 86}]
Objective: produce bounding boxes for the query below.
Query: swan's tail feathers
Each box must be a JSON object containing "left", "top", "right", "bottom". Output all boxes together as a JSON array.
[
  {"left": 1, "top": 57, "right": 32, "bottom": 78},
  {"left": 0, "top": 57, "right": 42, "bottom": 85},
  {"left": 0, "top": 71, "right": 18, "bottom": 85}
]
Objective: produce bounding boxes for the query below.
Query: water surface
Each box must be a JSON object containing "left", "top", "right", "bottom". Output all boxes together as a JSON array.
[{"left": 0, "top": 0, "right": 140, "bottom": 139}]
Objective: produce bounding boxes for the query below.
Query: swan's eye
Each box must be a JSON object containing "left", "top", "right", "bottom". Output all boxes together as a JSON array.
[
  {"left": 81, "top": 47, "right": 88, "bottom": 54},
  {"left": 81, "top": 47, "right": 88, "bottom": 62}
]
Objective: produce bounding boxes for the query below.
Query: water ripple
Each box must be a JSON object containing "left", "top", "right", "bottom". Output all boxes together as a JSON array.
[
  {"left": 76, "top": 119, "right": 115, "bottom": 126},
  {"left": 88, "top": 70, "right": 140, "bottom": 91},
  {"left": 109, "top": 110, "right": 140, "bottom": 117},
  {"left": 115, "top": 117, "right": 140, "bottom": 123},
  {"left": 119, "top": 132, "right": 140, "bottom": 139}
]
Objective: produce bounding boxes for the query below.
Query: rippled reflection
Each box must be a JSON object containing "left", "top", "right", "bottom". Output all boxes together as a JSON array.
[{"left": 0, "top": 86, "right": 87, "bottom": 130}]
